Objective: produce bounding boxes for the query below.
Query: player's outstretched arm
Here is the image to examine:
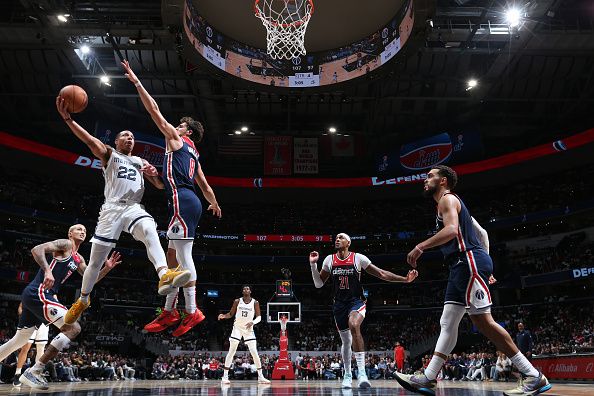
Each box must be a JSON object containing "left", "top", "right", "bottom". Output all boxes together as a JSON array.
[
  {"left": 364, "top": 264, "right": 418, "bottom": 283},
  {"left": 309, "top": 251, "right": 330, "bottom": 288},
  {"left": 141, "top": 159, "right": 165, "bottom": 189},
  {"left": 194, "top": 165, "right": 222, "bottom": 218},
  {"left": 77, "top": 251, "right": 122, "bottom": 282},
  {"left": 217, "top": 299, "right": 239, "bottom": 320},
  {"left": 121, "top": 60, "right": 180, "bottom": 144},
  {"left": 56, "top": 96, "right": 111, "bottom": 164},
  {"left": 31, "top": 239, "right": 73, "bottom": 290}
]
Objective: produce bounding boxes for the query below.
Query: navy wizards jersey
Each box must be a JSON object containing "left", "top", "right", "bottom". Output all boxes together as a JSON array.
[
  {"left": 163, "top": 136, "right": 199, "bottom": 195},
  {"left": 436, "top": 193, "right": 484, "bottom": 258},
  {"left": 330, "top": 253, "right": 365, "bottom": 303},
  {"left": 27, "top": 253, "right": 81, "bottom": 295}
]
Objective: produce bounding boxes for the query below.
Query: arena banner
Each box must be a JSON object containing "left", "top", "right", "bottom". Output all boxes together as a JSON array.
[
  {"left": 294, "top": 138, "right": 319, "bottom": 174},
  {"left": 533, "top": 355, "right": 594, "bottom": 380},
  {"left": 264, "top": 136, "right": 292, "bottom": 176},
  {"left": 2, "top": 128, "right": 594, "bottom": 188},
  {"left": 376, "top": 131, "right": 483, "bottom": 175},
  {"left": 95, "top": 127, "right": 166, "bottom": 168}
]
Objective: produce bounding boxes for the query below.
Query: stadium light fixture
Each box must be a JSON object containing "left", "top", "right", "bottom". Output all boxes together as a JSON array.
[
  {"left": 241, "top": 126, "right": 249, "bottom": 132},
  {"left": 234, "top": 130, "right": 242, "bottom": 135},
  {"left": 57, "top": 14, "right": 69, "bottom": 23},
  {"left": 466, "top": 79, "right": 478, "bottom": 91},
  {"left": 81, "top": 45, "right": 90, "bottom": 54},
  {"left": 505, "top": 8, "right": 521, "bottom": 28},
  {"left": 328, "top": 127, "right": 337, "bottom": 133}
]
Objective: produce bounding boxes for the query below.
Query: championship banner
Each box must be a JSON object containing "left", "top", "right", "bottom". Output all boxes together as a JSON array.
[
  {"left": 533, "top": 355, "right": 594, "bottom": 380},
  {"left": 294, "top": 138, "right": 318, "bottom": 174},
  {"left": 264, "top": 136, "right": 292, "bottom": 176}
]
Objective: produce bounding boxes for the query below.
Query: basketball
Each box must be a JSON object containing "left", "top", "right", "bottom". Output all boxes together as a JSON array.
[{"left": 59, "top": 85, "right": 88, "bottom": 113}]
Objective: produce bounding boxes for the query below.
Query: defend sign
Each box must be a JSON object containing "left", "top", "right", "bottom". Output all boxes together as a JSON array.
[{"left": 573, "top": 267, "right": 594, "bottom": 279}]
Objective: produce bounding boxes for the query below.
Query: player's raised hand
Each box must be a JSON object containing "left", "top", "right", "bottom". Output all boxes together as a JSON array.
[
  {"left": 105, "top": 251, "right": 122, "bottom": 270},
  {"left": 309, "top": 251, "right": 319, "bottom": 264},
  {"left": 405, "top": 269, "right": 419, "bottom": 283},
  {"left": 56, "top": 96, "right": 70, "bottom": 120},
  {"left": 121, "top": 60, "right": 139, "bottom": 85},
  {"left": 42, "top": 270, "right": 55, "bottom": 290},
  {"left": 208, "top": 203, "right": 222, "bottom": 218}
]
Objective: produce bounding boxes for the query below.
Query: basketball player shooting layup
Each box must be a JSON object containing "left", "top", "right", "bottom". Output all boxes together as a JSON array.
[
  {"left": 56, "top": 98, "right": 192, "bottom": 325},
  {"left": 0, "top": 224, "right": 120, "bottom": 390},
  {"left": 394, "top": 165, "right": 551, "bottom": 396},
  {"left": 309, "top": 233, "right": 418, "bottom": 389},
  {"left": 121, "top": 60, "right": 222, "bottom": 336},
  {"left": 217, "top": 286, "right": 271, "bottom": 385}
]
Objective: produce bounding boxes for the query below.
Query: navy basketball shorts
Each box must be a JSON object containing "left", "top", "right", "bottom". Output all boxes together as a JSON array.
[
  {"left": 444, "top": 249, "right": 493, "bottom": 315},
  {"left": 167, "top": 188, "right": 202, "bottom": 240},
  {"left": 18, "top": 286, "right": 68, "bottom": 330},
  {"left": 333, "top": 298, "right": 366, "bottom": 331}
]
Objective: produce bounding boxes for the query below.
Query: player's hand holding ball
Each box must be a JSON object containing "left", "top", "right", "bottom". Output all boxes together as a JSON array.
[{"left": 309, "top": 251, "right": 319, "bottom": 265}]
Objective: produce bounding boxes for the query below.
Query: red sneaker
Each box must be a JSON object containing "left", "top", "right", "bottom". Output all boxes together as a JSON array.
[
  {"left": 172, "top": 309, "right": 205, "bottom": 337},
  {"left": 144, "top": 309, "right": 180, "bottom": 333}
]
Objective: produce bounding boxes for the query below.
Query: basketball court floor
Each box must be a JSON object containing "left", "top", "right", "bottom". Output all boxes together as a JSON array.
[{"left": 0, "top": 379, "right": 590, "bottom": 396}]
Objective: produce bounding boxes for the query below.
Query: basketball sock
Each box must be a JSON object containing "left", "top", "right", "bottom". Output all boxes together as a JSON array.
[
  {"left": 183, "top": 286, "right": 196, "bottom": 314},
  {"left": 81, "top": 243, "right": 112, "bottom": 297},
  {"left": 354, "top": 352, "right": 366, "bottom": 377},
  {"left": 32, "top": 361, "right": 45, "bottom": 372},
  {"left": 157, "top": 268, "right": 167, "bottom": 279},
  {"left": 510, "top": 352, "right": 539, "bottom": 377},
  {"left": 339, "top": 329, "right": 352, "bottom": 375},
  {"left": 223, "top": 368, "right": 229, "bottom": 379},
  {"left": 424, "top": 355, "right": 445, "bottom": 380},
  {"left": 15, "top": 368, "right": 21, "bottom": 375},
  {"left": 164, "top": 290, "right": 179, "bottom": 312},
  {"left": 172, "top": 240, "right": 196, "bottom": 282},
  {"left": 131, "top": 219, "right": 168, "bottom": 277}
]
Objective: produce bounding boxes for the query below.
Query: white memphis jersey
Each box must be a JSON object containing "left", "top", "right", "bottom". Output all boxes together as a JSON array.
[
  {"left": 103, "top": 150, "right": 145, "bottom": 203},
  {"left": 234, "top": 298, "right": 256, "bottom": 326}
]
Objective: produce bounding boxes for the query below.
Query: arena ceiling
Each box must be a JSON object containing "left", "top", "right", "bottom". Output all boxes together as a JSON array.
[{"left": 0, "top": 0, "right": 593, "bottom": 153}]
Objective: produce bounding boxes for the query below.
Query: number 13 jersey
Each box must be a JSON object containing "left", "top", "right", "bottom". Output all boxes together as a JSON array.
[{"left": 234, "top": 298, "right": 256, "bottom": 327}]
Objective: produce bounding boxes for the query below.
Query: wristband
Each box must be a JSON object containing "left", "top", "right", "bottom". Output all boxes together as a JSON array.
[
  {"left": 63, "top": 117, "right": 72, "bottom": 121},
  {"left": 134, "top": 82, "right": 142, "bottom": 87},
  {"left": 415, "top": 245, "right": 424, "bottom": 253}
]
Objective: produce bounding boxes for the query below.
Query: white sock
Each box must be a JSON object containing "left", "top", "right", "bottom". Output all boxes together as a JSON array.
[
  {"left": 258, "top": 368, "right": 265, "bottom": 378},
  {"left": 354, "top": 352, "right": 366, "bottom": 377},
  {"left": 183, "top": 286, "right": 196, "bottom": 313},
  {"left": 424, "top": 355, "right": 445, "bottom": 380},
  {"left": 510, "top": 352, "right": 539, "bottom": 377},
  {"left": 33, "top": 361, "right": 45, "bottom": 372},
  {"left": 158, "top": 268, "right": 168, "bottom": 279},
  {"left": 15, "top": 368, "right": 22, "bottom": 375},
  {"left": 223, "top": 369, "right": 229, "bottom": 378},
  {"left": 164, "top": 290, "right": 179, "bottom": 311}
]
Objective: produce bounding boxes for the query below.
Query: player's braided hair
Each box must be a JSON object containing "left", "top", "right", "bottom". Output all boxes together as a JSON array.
[
  {"left": 181, "top": 116, "right": 204, "bottom": 143},
  {"left": 433, "top": 165, "right": 458, "bottom": 190}
]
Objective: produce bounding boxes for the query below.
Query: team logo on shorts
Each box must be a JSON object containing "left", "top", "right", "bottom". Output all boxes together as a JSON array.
[
  {"left": 475, "top": 290, "right": 485, "bottom": 300},
  {"left": 50, "top": 308, "right": 58, "bottom": 316}
]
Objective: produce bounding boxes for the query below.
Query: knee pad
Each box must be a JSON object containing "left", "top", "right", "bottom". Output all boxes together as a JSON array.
[{"left": 50, "top": 333, "right": 72, "bottom": 352}]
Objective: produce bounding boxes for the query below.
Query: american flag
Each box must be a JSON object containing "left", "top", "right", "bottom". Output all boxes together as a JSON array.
[{"left": 218, "top": 135, "right": 263, "bottom": 156}]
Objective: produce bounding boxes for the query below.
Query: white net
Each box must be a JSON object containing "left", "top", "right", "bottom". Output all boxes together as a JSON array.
[
  {"left": 254, "top": 0, "right": 314, "bottom": 60},
  {"left": 280, "top": 317, "right": 288, "bottom": 333}
]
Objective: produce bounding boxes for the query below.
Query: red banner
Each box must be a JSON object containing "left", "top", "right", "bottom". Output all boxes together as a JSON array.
[
  {"left": 244, "top": 234, "right": 332, "bottom": 242},
  {"left": 533, "top": 355, "right": 594, "bottom": 380},
  {"left": 264, "top": 136, "right": 292, "bottom": 176}
]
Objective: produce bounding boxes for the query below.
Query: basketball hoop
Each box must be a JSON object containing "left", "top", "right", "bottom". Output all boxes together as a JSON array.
[{"left": 254, "top": 0, "right": 314, "bottom": 60}]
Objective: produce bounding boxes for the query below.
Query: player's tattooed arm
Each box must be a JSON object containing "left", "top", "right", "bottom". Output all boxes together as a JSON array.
[
  {"left": 141, "top": 159, "right": 165, "bottom": 189},
  {"left": 364, "top": 264, "right": 419, "bottom": 283},
  {"left": 218, "top": 299, "right": 239, "bottom": 320},
  {"left": 56, "top": 95, "right": 111, "bottom": 164},
  {"left": 31, "top": 239, "right": 72, "bottom": 289}
]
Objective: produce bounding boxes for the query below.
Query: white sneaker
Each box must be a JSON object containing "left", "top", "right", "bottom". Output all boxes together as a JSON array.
[
  {"left": 258, "top": 377, "right": 271, "bottom": 384},
  {"left": 221, "top": 377, "right": 231, "bottom": 385},
  {"left": 358, "top": 373, "right": 371, "bottom": 389},
  {"left": 19, "top": 369, "right": 49, "bottom": 390},
  {"left": 342, "top": 373, "right": 353, "bottom": 388}
]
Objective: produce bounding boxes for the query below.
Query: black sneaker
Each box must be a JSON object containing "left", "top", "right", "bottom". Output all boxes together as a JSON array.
[{"left": 12, "top": 374, "right": 21, "bottom": 386}]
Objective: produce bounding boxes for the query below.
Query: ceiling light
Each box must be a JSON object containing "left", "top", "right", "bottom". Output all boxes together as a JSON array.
[
  {"left": 505, "top": 8, "right": 521, "bottom": 28},
  {"left": 466, "top": 79, "right": 478, "bottom": 91},
  {"left": 234, "top": 130, "right": 241, "bottom": 135},
  {"left": 241, "top": 126, "right": 248, "bottom": 132},
  {"left": 328, "top": 127, "right": 337, "bottom": 133},
  {"left": 81, "top": 45, "right": 90, "bottom": 54},
  {"left": 100, "top": 76, "right": 110, "bottom": 84},
  {"left": 57, "top": 14, "right": 68, "bottom": 23}
]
